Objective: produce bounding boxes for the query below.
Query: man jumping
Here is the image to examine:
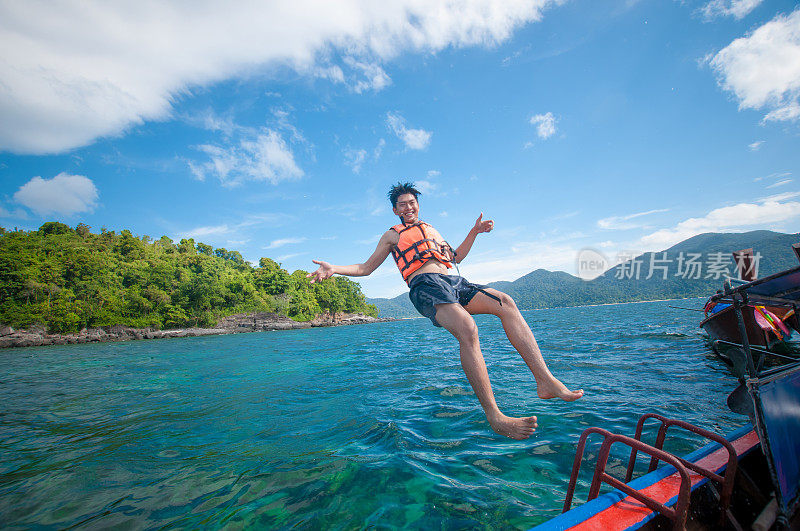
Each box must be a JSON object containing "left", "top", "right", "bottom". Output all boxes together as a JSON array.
[{"left": 308, "top": 182, "right": 582, "bottom": 440}]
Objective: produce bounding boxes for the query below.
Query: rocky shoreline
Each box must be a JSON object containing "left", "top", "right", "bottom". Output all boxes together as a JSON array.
[{"left": 0, "top": 312, "right": 392, "bottom": 349}]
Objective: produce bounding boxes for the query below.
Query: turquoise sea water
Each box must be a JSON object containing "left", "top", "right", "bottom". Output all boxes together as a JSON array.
[{"left": 1, "top": 299, "right": 747, "bottom": 529}]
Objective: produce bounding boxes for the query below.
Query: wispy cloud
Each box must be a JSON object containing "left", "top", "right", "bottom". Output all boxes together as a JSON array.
[
  {"left": 415, "top": 180, "right": 439, "bottom": 195},
  {"left": 766, "top": 179, "right": 793, "bottom": 188},
  {"left": 386, "top": 112, "right": 432, "bottom": 150},
  {"left": 639, "top": 195, "right": 800, "bottom": 249},
  {"left": 548, "top": 210, "right": 580, "bottom": 222},
  {"left": 343, "top": 148, "right": 367, "bottom": 174},
  {"left": 13, "top": 173, "right": 99, "bottom": 216},
  {"left": 181, "top": 213, "right": 287, "bottom": 243},
  {"left": 754, "top": 171, "right": 791, "bottom": 182},
  {"left": 264, "top": 237, "right": 307, "bottom": 249},
  {"left": 759, "top": 191, "right": 800, "bottom": 202},
  {"left": 374, "top": 138, "right": 386, "bottom": 160},
  {"left": 189, "top": 127, "right": 304, "bottom": 187},
  {"left": 185, "top": 224, "right": 233, "bottom": 239},
  {"left": 277, "top": 252, "right": 304, "bottom": 261},
  {"left": 709, "top": 9, "right": 800, "bottom": 122},
  {"left": 700, "top": 0, "right": 763, "bottom": 20},
  {"left": 748, "top": 140, "right": 764, "bottom": 151},
  {"left": 530, "top": 112, "right": 557, "bottom": 139},
  {"left": 342, "top": 57, "right": 392, "bottom": 93},
  {"left": 597, "top": 209, "right": 668, "bottom": 230}
]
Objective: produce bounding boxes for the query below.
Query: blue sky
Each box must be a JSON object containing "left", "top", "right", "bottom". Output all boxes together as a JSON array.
[{"left": 1, "top": 0, "right": 799, "bottom": 298}]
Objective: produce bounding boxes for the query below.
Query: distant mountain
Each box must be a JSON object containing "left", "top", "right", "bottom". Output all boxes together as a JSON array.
[{"left": 367, "top": 230, "right": 800, "bottom": 318}]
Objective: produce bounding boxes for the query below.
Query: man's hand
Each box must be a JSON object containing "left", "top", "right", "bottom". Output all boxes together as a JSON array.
[
  {"left": 307, "top": 260, "right": 335, "bottom": 283},
  {"left": 473, "top": 213, "right": 494, "bottom": 234}
]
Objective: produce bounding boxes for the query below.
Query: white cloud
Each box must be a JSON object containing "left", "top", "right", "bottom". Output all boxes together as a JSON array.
[
  {"left": 343, "top": 57, "right": 392, "bottom": 93},
  {"left": 190, "top": 128, "right": 303, "bottom": 186},
  {"left": 0, "top": 1, "right": 558, "bottom": 154},
  {"left": 386, "top": 112, "right": 432, "bottom": 150},
  {"left": 415, "top": 180, "right": 438, "bottom": 195},
  {"left": 597, "top": 208, "right": 668, "bottom": 230},
  {"left": 343, "top": 148, "right": 367, "bottom": 173},
  {"left": 754, "top": 171, "right": 791, "bottom": 182},
  {"left": 276, "top": 252, "right": 304, "bottom": 261},
  {"left": 766, "top": 179, "right": 793, "bottom": 188},
  {"left": 530, "top": 112, "right": 557, "bottom": 139},
  {"left": 639, "top": 196, "right": 800, "bottom": 249},
  {"left": 13, "top": 172, "right": 99, "bottom": 216},
  {"left": 184, "top": 224, "right": 232, "bottom": 239},
  {"left": 373, "top": 138, "right": 386, "bottom": 160},
  {"left": 748, "top": 140, "right": 764, "bottom": 151},
  {"left": 760, "top": 190, "right": 800, "bottom": 202},
  {"left": 459, "top": 241, "right": 580, "bottom": 284},
  {"left": 548, "top": 210, "right": 580, "bottom": 222},
  {"left": 180, "top": 213, "right": 286, "bottom": 244},
  {"left": 701, "top": 0, "right": 763, "bottom": 20},
  {"left": 264, "top": 237, "right": 307, "bottom": 249},
  {"left": 0, "top": 206, "right": 9, "bottom": 217},
  {"left": 710, "top": 9, "right": 800, "bottom": 122}
]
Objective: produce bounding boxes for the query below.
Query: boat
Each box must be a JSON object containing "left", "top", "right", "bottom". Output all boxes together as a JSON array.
[
  {"left": 700, "top": 247, "right": 800, "bottom": 353},
  {"left": 700, "top": 300, "right": 796, "bottom": 351},
  {"left": 531, "top": 261, "right": 800, "bottom": 530}
]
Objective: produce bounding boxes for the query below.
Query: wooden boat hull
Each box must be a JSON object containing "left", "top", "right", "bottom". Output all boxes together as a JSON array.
[{"left": 699, "top": 304, "right": 777, "bottom": 349}]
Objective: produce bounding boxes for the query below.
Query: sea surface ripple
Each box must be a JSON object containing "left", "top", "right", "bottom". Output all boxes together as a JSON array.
[{"left": 0, "top": 299, "right": 747, "bottom": 529}]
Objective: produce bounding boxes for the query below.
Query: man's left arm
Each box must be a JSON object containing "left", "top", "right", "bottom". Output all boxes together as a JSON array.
[{"left": 453, "top": 213, "right": 493, "bottom": 263}]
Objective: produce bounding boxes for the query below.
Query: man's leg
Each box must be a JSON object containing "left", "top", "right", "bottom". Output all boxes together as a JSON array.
[
  {"left": 433, "top": 302, "right": 538, "bottom": 440},
  {"left": 464, "top": 289, "right": 583, "bottom": 401}
]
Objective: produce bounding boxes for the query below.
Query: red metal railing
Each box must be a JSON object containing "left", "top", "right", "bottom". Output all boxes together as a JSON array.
[
  {"left": 624, "top": 413, "right": 738, "bottom": 526},
  {"left": 562, "top": 427, "right": 692, "bottom": 529}
]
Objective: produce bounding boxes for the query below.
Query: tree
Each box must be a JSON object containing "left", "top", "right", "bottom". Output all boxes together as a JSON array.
[
  {"left": 75, "top": 223, "right": 92, "bottom": 237},
  {"left": 314, "top": 279, "right": 345, "bottom": 318},
  {"left": 197, "top": 242, "right": 213, "bottom": 256},
  {"left": 158, "top": 236, "right": 176, "bottom": 253},
  {"left": 178, "top": 238, "right": 196, "bottom": 254},
  {"left": 256, "top": 257, "right": 291, "bottom": 295},
  {"left": 38, "top": 222, "right": 72, "bottom": 236},
  {"left": 115, "top": 230, "right": 146, "bottom": 259},
  {"left": 335, "top": 276, "right": 367, "bottom": 313}
]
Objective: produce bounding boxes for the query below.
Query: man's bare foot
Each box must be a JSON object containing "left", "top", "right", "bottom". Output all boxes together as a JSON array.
[
  {"left": 537, "top": 378, "right": 584, "bottom": 402},
  {"left": 488, "top": 413, "right": 538, "bottom": 440}
]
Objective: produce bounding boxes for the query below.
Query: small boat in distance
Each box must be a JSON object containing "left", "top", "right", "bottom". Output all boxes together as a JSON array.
[{"left": 700, "top": 246, "right": 800, "bottom": 353}]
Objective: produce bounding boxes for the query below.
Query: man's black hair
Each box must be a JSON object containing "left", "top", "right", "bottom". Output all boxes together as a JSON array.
[{"left": 388, "top": 182, "right": 421, "bottom": 207}]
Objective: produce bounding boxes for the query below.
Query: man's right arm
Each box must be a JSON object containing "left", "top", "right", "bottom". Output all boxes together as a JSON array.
[{"left": 307, "top": 230, "right": 397, "bottom": 283}]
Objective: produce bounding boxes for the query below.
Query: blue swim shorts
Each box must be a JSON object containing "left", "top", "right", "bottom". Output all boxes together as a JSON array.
[{"left": 407, "top": 273, "right": 490, "bottom": 327}]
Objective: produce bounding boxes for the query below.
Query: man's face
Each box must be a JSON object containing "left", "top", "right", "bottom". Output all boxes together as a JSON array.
[{"left": 393, "top": 193, "right": 419, "bottom": 223}]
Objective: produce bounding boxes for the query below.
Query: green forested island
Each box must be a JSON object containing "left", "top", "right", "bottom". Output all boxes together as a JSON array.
[{"left": 0, "top": 222, "right": 377, "bottom": 333}]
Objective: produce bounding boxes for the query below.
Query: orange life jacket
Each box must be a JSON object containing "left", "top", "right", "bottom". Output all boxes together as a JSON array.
[{"left": 390, "top": 221, "right": 453, "bottom": 282}]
